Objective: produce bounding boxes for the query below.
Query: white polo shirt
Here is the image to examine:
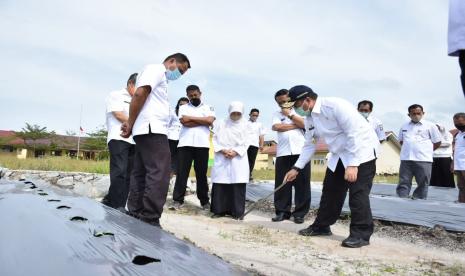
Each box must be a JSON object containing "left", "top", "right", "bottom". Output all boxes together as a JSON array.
[
  {"left": 167, "top": 109, "right": 182, "bottom": 141},
  {"left": 367, "top": 115, "right": 386, "bottom": 142},
  {"left": 132, "top": 64, "right": 170, "bottom": 136},
  {"left": 398, "top": 120, "right": 442, "bottom": 162},
  {"left": 294, "top": 97, "right": 379, "bottom": 172},
  {"left": 247, "top": 120, "right": 266, "bottom": 148},
  {"left": 272, "top": 109, "right": 305, "bottom": 157},
  {"left": 105, "top": 88, "right": 134, "bottom": 144},
  {"left": 177, "top": 102, "right": 215, "bottom": 148},
  {"left": 454, "top": 130, "right": 465, "bottom": 170}
]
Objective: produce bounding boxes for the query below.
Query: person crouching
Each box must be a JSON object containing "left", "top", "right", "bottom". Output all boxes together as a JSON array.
[{"left": 210, "top": 101, "right": 250, "bottom": 219}]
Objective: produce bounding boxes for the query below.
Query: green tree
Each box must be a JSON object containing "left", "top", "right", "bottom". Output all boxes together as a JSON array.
[
  {"left": 16, "top": 123, "right": 56, "bottom": 156},
  {"left": 83, "top": 126, "right": 109, "bottom": 160}
]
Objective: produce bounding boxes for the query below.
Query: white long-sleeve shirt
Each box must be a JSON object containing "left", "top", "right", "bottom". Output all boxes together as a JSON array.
[
  {"left": 294, "top": 97, "right": 379, "bottom": 172},
  {"left": 448, "top": 0, "right": 465, "bottom": 56},
  {"left": 433, "top": 128, "right": 453, "bottom": 158}
]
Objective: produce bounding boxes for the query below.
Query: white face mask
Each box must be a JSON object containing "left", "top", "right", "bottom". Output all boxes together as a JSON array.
[
  {"left": 359, "top": 112, "right": 370, "bottom": 119},
  {"left": 230, "top": 114, "right": 242, "bottom": 121}
]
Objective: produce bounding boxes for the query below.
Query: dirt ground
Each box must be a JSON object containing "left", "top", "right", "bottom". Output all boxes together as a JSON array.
[{"left": 160, "top": 195, "right": 465, "bottom": 276}]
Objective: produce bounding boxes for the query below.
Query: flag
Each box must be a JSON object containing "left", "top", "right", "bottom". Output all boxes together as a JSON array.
[{"left": 80, "top": 126, "right": 84, "bottom": 133}]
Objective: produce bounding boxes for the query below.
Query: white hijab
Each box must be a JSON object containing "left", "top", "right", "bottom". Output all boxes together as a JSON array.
[{"left": 216, "top": 101, "right": 248, "bottom": 148}]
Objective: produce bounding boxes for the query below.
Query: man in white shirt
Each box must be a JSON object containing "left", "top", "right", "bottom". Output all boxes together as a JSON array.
[
  {"left": 171, "top": 85, "right": 215, "bottom": 210},
  {"left": 284, "top": 85, "right": 379, "bottom": 248},
  {"left": 271, "top": 89, "right": 310, "bottom": 224},
  {"left": 396, "top": 104, "right": 442, "bottom": 200},
  {"left": 102, "top": 73, "right": 137, "bottom": 210},
  {"left": 121, "top": 53, "right": 191, "bottom": 227},
  {"left": 357, "top": 100, "right": 386, "bottom": 143},
  {"left": 448, "top": 0, "right": 465, "bottom": 97},
  {"left": 430, "top": 124, "right": 455, "bottom": 188},
  {"left": 453, "top": 112, "right": 465, "bottom": 203},
  {"left": 247, "top": 108, "right": 266, "bottom": 181}
]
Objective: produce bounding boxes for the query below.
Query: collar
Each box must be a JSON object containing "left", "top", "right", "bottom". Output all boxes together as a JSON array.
[
  {"left": 409, "top": 120, "right": 423, "bottom": 125},
  {"left": 311, "top": 97, "right": 322, "bottom": 115}
]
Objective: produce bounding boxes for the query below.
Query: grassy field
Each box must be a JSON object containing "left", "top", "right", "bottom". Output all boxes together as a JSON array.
[{"left": 0, "top": 155, "right": 399, "bottom": 183}]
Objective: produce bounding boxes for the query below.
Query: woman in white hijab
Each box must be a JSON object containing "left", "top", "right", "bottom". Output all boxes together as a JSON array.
[{"left": 210, "top": 101, "right": 251, "bottom": 219}]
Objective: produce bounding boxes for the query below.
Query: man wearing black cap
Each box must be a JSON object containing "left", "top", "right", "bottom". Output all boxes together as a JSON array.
[{"left": 284, "top": 85, "right": 379, "bottom": 248}]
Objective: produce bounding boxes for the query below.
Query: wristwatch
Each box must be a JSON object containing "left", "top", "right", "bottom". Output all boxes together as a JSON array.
[
  {"left": 291, "top": 166, "right": 301, "bottom": 172},
  {"left": 288, "top": 114, "right": 294, "bottom": 120}
]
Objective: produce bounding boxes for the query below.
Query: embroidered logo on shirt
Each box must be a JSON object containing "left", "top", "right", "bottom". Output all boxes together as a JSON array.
[{"left": 308, "top": 126, "right": 315, "bottom": 131}]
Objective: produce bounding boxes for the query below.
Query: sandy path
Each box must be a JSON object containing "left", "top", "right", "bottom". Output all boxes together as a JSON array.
[{"left": 160, "top": 195, "right": 465, "bottom": 275}]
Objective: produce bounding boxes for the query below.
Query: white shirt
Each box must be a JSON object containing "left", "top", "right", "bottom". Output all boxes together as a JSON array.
[
  {"left": 247, "top": 120, "right": 266, "bottom": 148},
  {"left": 454, "top": 130, "right": 465, "bottom": 170},
  {"left": 398, "top": 120, "right": 442, "bottom": 162},
  {"left": 132, "top": 64, "right": 170, "bottom": 136},
  {"left": 433, "top": 128, "right": 453, "bottom": 158},
  {"left": 448, "top": 0, "right": 465, "bottom": 56},
  {"left": 272, "top": 109, "right": 305, "bottom": 157},
  {"left": 167, "top": 109, "right": 182, "bottom": 141},
  {"left": 105, "top": 88, "right": 134, "bottom": 144},
  {"left": 367, "top": 115, "right": 386, "bottom": 142},
  {"left": 211, "top": 119, "right": 250, "bottom": 184},
  {"left": 294, "top": 97, "right": 379, "bottom": 172},
  {"left": 177, "top": 102, "right": 215, "bottom": 148}
]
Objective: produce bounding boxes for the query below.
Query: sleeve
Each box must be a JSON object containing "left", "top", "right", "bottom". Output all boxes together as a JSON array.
[
  {"left": 430, "top": 124, "right": 442, "bottom": 143},
  {"left": 206, "top": 105, "right": 215, "bottom": 117},
  {"left": 294, "top": 120, "right": 316, "bottom": 169},
  {"left": 212, "top": 121, "right": 225, "bottom": 152},
  {"left": 259, "top": 123, "right": 267, "bottom": 136},
  {"left": 332, "top": 101, "right": 365, "bottom": 166},
  {"left": 106, "top": 93, "right": 125, "bottom": 113},
  {"left": 376, "top": 120, "right": 386, "bottom": 141},
  {"left": 232, "top": 144, "right": 248, "bottom": 157},
  {"left": 233, "top": 123, "right": 254, "bottom": 156},
  {"left": 135, "top": 65, "right": 164, "bottom": 90},
  {"left": 398, "top": 126, "right": 404, "bottom": 142},
  {"left": 271, "top": 112, "right": 281, "bottom": 127}
]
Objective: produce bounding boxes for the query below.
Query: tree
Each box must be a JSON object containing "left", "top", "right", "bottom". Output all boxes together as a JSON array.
[
  {"left": 65, "top": 130, "right": 77, "bottom": 136},
  {"left": 16, "top": 123, "right": 56, "bottom": 156},
  {"left": 83, "top": 125, "right": 109, "bottom": 160}
]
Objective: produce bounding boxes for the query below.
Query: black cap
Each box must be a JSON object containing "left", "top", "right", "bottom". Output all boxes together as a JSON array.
[{"left": 288, "top": 85, "right": 314, "bottom": 102}]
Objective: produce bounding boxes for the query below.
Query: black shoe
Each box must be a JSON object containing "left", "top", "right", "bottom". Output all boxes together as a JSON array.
[
  {"left": 341, "top": 237, "right": 369, "bottom": 248},
  {"left": 298, "top": 226, "right": 332, "bottom": 236},
  {"left": 271, "top": 213, "right": 290, "bottom": 222},
  {"left": 294, "top": 217, "right": 305, "bottom": 224},
  {"left": 211, "top": 214, "right": 224, "bottom": 219}
]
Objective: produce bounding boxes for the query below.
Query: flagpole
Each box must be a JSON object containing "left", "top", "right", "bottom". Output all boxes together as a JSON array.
[{"left": 77, "top": 104, "right": 83, "bottom": 160}]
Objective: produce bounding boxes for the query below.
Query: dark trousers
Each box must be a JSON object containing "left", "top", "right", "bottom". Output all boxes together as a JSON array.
[
  {"left": 211, "top": 183, "right": 246, "bottom": 218},
  {"left": 247, "top": 146, "right": 259, "bottom": 178},
  {"left": 172, "top": 146, "right": 210, "bottom": 205},
  {"left": 312, "top": 159, "right": 376, "bottom": 241},
  {"left": 168, "top": 139, "right": 179, "bottom": 174},
  {"left": 103, "top": 140, "right": 135, "bottom": 208},
  {"left": 430, "top": 157, "right": 455, "bottom": 188},
  {"left": 127, "top": 133, "right": 171, "bottom": 223},
  {"left": 460, "top": 50, "right": 465, "bottom": 97},
  {"left": 274, "top": 155, "right": 311, "bottom": 218}
]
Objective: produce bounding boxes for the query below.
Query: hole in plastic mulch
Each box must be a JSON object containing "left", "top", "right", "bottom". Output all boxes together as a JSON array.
[
  {"left": 57, "top": 205, "right": 71, "bottom": 210},
  {"left": 70, "top": 216, "right": 88, "bottom": 222},
  {"left": 132, "top": 255, "right": 161, "bottom": 265}
]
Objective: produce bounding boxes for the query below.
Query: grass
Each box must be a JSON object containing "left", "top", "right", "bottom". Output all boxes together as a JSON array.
[{"left": 0, "top": 154, "right": 399, "bottom": 183}]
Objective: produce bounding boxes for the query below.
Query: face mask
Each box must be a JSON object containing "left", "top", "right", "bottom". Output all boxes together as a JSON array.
[
  {"left": 295, "top": 106, "right": 311, "bottom": 117},
  {"left": 231, "top": 115, "right": 242, "bottom": 121},
  {"left": 410, "top": 115, "right": 422, "bottom": 123},
  {"left": 190, "top": 98, "right": 201, "bottom": 107},
  {"left": 455, "top": 124, "right": 465, "bottom": 131},
  {"left": 165, "top": 68, "right": 182, "bottom": 81},
  {"left": 359, "top": 112, "right": 370, "bottom": 119}
]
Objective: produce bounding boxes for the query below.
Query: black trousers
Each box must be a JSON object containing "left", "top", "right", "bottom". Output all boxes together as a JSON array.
[
  {"left": 311, "top": 159, "right": 376, "bottom": 241},
  {"left": 460, "top": 50, "right": 465, "bottom": 98},
  {"left": 430, "top": 157, "right": 455, "bottom": 188},
  {"left": 168, "top": 139, "right": 179, "bottom": 174},
  {"left": 103, "top": 140, "right": 135, "bottom": 208},
  {"left": 274, "top": 155, "right": 311, "bottom": 218},
  {"left": 247, "top": 146, "right": 259, "bottom": 177},
  {"left": 127, "top": 133, "right": 171, "bottom": 223},
  {"left": 172, "top": 146, "right": 210, "bottom": 205}
]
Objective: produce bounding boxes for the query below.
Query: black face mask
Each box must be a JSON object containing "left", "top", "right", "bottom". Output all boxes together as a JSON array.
[
  {"left": 455, "top": 124, "right": 465, "bottom": 131},
  {"left": 190, "top": 98, "right": 201, "bottom": 107}
]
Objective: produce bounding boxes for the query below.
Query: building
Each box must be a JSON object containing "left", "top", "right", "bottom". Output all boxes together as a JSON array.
[{"left": 0, "top": 130, "right": 103, "bottom": 159}]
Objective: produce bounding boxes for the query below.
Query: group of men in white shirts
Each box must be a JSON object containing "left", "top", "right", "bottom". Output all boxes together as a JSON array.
[{"left": 102, "top": 52, "right": 465, "bottom": 248}]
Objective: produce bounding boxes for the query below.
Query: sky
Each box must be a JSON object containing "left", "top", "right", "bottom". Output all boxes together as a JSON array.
[{"left": 0, "top": 0, "right": 463, "bottom": 139}]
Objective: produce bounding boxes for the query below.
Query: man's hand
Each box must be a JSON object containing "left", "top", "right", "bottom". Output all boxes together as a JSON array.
[
  {"left": 284, "top": 169, "right": 299, "bottom": 182},
  {"left": 344, "top": 166, "right": 358, "bottom": 183},
  {"left": 179, "top": 116, "right": 191, "bottom": 124},
  {"left": 121, "top": 122, "right": 132, "bottom": 138},
  {"left": 259, "top": 146, "right": 264, "bottom": 152},
  {"left": 281, "top": 107, "right": 292, "bottom": 117}
]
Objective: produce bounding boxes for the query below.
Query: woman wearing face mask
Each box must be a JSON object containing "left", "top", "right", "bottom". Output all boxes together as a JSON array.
[
  {"left": 167, "top": 97, "right": 189, "bottom": 177},
  {"left": 210, "top": 101, "right": 251, "bottom": 219}
]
